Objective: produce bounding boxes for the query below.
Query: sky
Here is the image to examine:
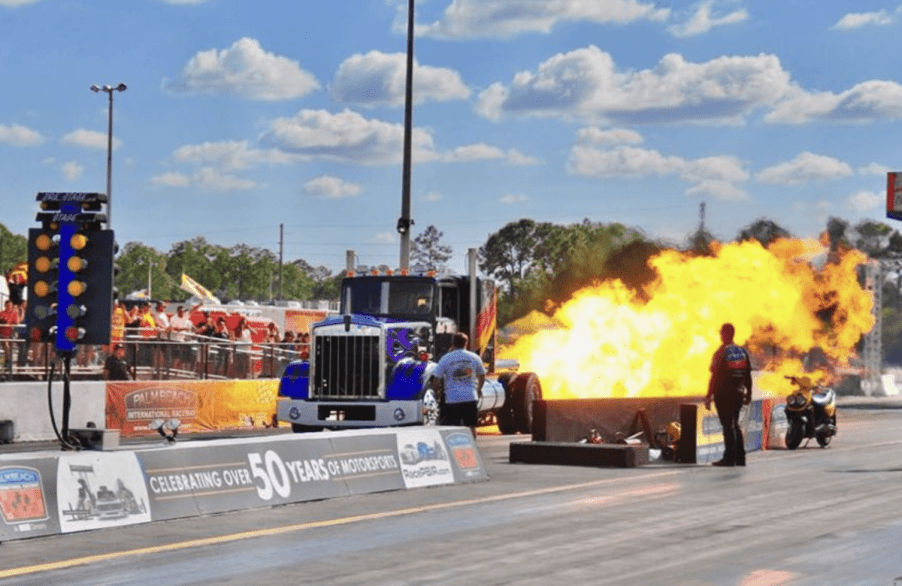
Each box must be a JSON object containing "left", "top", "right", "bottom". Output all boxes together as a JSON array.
[{"left": 2, "top": 0, "right": 902, "bottom": 276}]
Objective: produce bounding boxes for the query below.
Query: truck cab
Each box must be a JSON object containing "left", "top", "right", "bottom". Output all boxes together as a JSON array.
[{"left": 276, "top": 262, "right": 540, "bottom": 434}]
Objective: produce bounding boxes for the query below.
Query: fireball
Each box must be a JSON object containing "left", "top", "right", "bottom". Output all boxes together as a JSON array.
[{"left": 499, "top": 239, "right": 874, "bottom": 400}]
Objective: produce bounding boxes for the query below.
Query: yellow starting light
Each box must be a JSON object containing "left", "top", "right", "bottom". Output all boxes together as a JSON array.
[
  {"left": 34, "top": 280, "right": 52, "bottom": 298},
  {"left": 35, "top": 255, "right": 54, "bottom": 273},
  {"left": 67, "top": 280, "right": 87, "bottom": 297},
  {"left": 67, "top": 256, "right": 88, "bottom": 272},
  {"left": 70, "top": 233, "right": 88, "bottom": 251},
  {"left": 35, "top": 233, "right": 53, "bottom": 251}
]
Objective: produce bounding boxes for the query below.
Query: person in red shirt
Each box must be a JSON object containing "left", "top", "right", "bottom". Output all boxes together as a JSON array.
[{"left": 0, "top": 299, "right": 20, "bottom": 367}]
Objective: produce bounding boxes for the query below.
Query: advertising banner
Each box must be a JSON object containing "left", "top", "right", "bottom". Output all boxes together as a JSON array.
[
  {"left": 682, "top": 400, "right": 765, "bottom": 464},
  {"left": 106, "top": 379, "right": 280, "bottom": 437},
  {"left": 0, "top": 426, "right": 487, "bottom": 542},
  {"left": 0, "top": 457, "right": 59, "bottom": 540},
  {"left": 762, "top": 397, "right": 788, "bottom": 449}
]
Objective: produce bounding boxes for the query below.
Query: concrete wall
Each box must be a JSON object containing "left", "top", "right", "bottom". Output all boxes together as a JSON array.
[{"left": 0, "top": 381, "right": 106, "bottom": 442}]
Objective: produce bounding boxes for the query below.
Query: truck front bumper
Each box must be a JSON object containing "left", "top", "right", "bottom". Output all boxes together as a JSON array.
[{"left": 277, "top": 398, "right": 427, "bottom": 428}]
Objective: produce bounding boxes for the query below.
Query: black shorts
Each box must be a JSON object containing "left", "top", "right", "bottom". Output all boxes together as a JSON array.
[{"left": 441, "top": 400, "right": 478, "bottom": 427}]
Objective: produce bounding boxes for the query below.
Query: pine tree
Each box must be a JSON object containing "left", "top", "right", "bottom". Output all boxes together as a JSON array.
[{"left": 412, "top": 225, "right": 452, "bottom": 269}]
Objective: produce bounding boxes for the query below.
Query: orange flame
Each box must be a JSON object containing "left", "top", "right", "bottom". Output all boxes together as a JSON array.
[{"left": 499, "top": 239, "right": 874, "bottom": 400}]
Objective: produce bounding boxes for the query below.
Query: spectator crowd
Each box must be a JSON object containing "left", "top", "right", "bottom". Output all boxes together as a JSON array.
[{"left": 0, "top": 298, "right": 311, "bottom": 381}]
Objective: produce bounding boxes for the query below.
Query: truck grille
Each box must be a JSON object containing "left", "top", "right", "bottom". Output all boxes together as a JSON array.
[{"left": 313, "top": 332, "right": 382, "bottom": 399}]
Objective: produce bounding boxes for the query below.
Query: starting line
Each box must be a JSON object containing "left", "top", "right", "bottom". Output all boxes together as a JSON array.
[{"left": 0, "top": 426, "right": 486, "bottom": 542}]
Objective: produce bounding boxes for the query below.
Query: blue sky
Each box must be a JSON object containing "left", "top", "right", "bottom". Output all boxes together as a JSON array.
[{"left": 2, "top": 0, "right": 901, "bottom": 274}]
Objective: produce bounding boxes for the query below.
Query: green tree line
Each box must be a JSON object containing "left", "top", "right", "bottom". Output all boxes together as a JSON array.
[{"left": 4, "top": 217, "right": 902, "bottom": 362}]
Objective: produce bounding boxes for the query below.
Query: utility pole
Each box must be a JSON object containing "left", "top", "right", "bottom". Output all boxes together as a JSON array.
[
  {"left": 397, "top": 0, "right": 415, "bottom": 270},
  {"left": 278, "top": 223, "right": 283, "bottom": 300}
]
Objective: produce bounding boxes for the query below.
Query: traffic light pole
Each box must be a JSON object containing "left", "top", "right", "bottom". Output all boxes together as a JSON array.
[
  {"left": 60, "top": 352, "right": 73, "bottom": 447},
  {"left": 27, "top": 192, "right": 115, "bottom": 450}
]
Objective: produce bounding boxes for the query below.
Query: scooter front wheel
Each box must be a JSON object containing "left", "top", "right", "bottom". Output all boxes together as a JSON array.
[{"left": 785, "top": 420, "right": 804, "bottom": 450}]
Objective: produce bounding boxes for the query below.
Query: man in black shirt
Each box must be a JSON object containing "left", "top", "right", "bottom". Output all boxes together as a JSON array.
[
  {"left": 705, "top": 323, "right": 752, "bottom": 466},
  {"left": 104, "top": 344, "right": 131, "bottom": 381}
]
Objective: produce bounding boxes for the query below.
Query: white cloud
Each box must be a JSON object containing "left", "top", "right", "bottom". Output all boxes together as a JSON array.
[
  {"left": 171, "top": 140, "right": 294, "bottom": 171},
  {"left": 331, "top": 51, "right": 470, "bottom": 107},
  {"left": 61, "top": 128, "right": 121, "bottom": 150},
  {"left": 303, "top": 175, "right": 362, "bottom": 199},
  {"left": 568, "top": 140, "right": 750, "bottom": 201},
  {"left": 668, "top": 1, "right": 748, "bottom": 38},
  {"left": 500, "top": 193, "right": 528, "bottom": 204},
  {"left": 0, "top": 123, "right": 44, "bottom": 146},
  {"left": 150, "top": 167, "right": 256, "bottom": 191},
  {"left": 440, "top": 143, "right": 541, "bottom": 165},
  {"left": 831, "top": 10, "right": 895, "bottom": 30},
  {"left": 151, "top": 171, "right": 192, "bottom": 187},
  {"left": 575, "top": 126, "right": 643, "bottom": 146},
  {"left": 261, "top": 108, "right": 434, "bottom": 166},
  {"left": 61, "top": 161, "right": 84, "bottom": 181},
  {"left": 163, "top": 37, "right": 320, "bottom": 101},
  {"left": 846, "top": 190, "right": 882, "bottom": 212},
  {"left": 424, "top": 191, "right": 443, "bottom": 202},
  {"left": 413, "top": 0, "right": 669, "bottom": 39},
  {"left": 374, "top": 232, "right": 397, "bottom": 244},
  {"left": 0, "top": 0, "right": 41, "bottom": 5},
  {"left": 766, "top": 80, "right": 902, "bottom": 124},
  {"left": 476, "top": 46, "right": 792, "bottom": 125},
  {"left": 859, "top": 162, "right": 890, "bottom": 176},
  {"left": 756, "top": 152, "right": 853, "bottom": 185}
]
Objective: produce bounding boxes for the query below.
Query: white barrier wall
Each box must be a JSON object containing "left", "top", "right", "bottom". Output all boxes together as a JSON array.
[
  {"left": 0, "top": 427, "right": 487, "bottom": 542},
  {"left": 0, "top": 381, "right": 107, "bottom": 442}
]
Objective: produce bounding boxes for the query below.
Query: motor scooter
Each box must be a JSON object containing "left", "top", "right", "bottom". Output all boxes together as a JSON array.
[{"left": 783, "top": 375, "right": 837, "bottom": 449}]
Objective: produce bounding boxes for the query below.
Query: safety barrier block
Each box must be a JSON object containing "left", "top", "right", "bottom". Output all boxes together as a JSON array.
[{"left": 509, "top": 441, "right": 649, "bottom": 468}]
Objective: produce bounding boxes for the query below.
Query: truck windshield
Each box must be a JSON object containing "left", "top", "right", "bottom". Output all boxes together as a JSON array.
[{"left": 342, "top": 279, "right": 435, "bottom": 317}]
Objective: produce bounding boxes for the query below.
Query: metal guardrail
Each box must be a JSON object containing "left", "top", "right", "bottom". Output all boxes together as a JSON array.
[{"left": 0, "top": 334, "right": 308, "bottom": 382}]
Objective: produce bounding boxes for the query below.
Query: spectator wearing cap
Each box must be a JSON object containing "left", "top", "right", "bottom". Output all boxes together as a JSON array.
[{"left": 104, "top": 344, "right": 130, "bottom": 380}]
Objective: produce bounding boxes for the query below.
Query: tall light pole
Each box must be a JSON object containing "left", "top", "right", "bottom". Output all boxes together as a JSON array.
[
  {"left": 397, "top": 0, "right": 415, "bottom": 271},
  {"left": 90, "top": 83, "right": 126, "bottom": 227}
]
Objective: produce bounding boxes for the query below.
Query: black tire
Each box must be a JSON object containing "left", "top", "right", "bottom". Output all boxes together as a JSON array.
[
  {"left": 291, "top": 423, "right": 322, "bottom": 433},
  {"left": 512, "top": 372, "right": 541, "bottom": 435},
  {"left": 815, "top": 432, "right": 832, "bottom": 448},
  {"left": 785, "top": 420, "right": 803, "bottom": 450},
  {"left": 495, "top": 373, "right": 518, "bottom": 435}
]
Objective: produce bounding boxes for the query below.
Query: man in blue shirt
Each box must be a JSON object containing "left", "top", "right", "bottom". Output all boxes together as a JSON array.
[{"left": 433, "top": 332, "right": 485, "bottom": 437}]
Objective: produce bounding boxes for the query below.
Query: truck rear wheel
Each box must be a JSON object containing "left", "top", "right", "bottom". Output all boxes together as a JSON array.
[
  {"left": 512, "top": 372, "right": 541, "bottom": 434},
  {"left": 495, "top": 373, "right": 518, "bottom": 434}
]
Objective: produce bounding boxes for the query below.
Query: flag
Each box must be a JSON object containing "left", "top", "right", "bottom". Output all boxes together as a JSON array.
[{"left": 180, "top": 273, "right": 218, "bottom": 303}]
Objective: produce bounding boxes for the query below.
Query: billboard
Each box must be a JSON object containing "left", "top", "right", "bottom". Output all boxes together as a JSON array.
[{"left": 887, "top": 172, "right": 902, "bottom": 221}]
